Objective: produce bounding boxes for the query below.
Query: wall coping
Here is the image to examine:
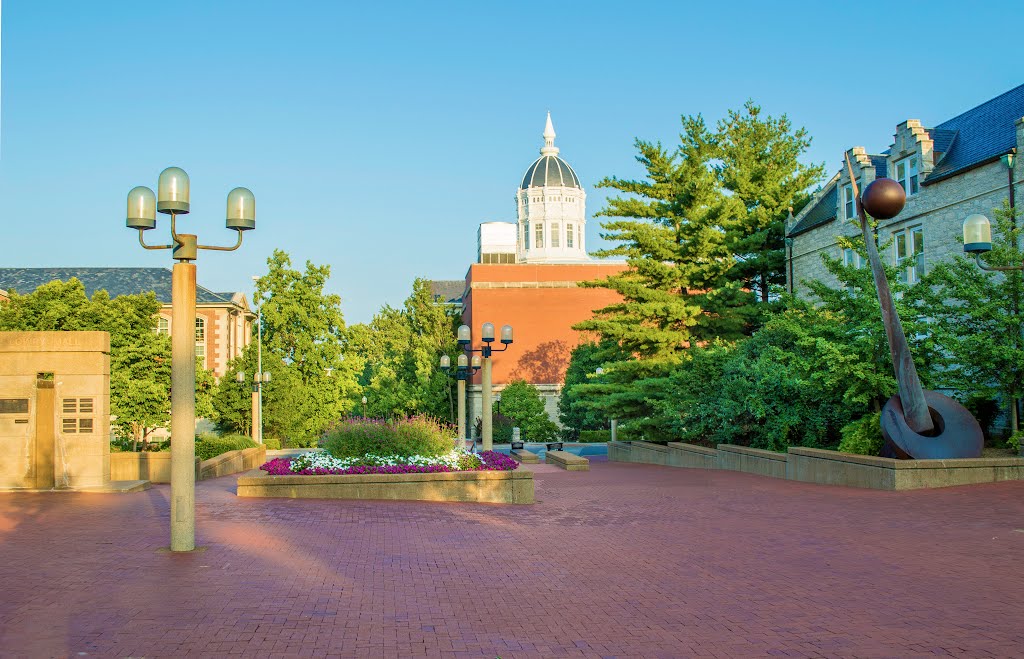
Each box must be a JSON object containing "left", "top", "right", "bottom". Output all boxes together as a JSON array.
[
  {"left": 0, "top": 331, "right": 110, "bottom": 353},
  {"left": 237, "top": 468, "right": 531, "bottom": 487},
  {"left": 717, "top": 444, "right": 788, "bottom": 461},
  {"left": 667, "top": 442, "right": 718, "bottom": 456},
  {"left": 200, "top": 445, "right": 265, "bottom": 469},
  {"left": 788, "top": 447, "right": 1024, "bottom": 469},
  {"left": 631, "top": 441, "right": 669, "bottom": 453}
]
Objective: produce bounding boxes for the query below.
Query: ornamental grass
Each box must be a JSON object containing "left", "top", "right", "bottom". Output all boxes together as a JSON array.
[{"left": 320, "top": 415, "right": 457, "bottom": 460}]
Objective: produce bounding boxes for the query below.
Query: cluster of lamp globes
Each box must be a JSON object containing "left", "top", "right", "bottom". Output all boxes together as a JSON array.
[
  {"left": 126, "top": 166, "right": 255, "bottom": 231},
  {"left": 439, "top": 323, "right": 514, "bottom": 374}
]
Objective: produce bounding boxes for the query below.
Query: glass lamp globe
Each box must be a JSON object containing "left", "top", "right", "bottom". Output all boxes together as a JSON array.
[
  {"left": 457, "top": 325, "right": 471, "bottom": 345},
  {"left": 157, "top": 167, "right": 190, "bottom": 214},
  {"left": 457, "top": 354, "right": 469, "bottom": 368},
  {"left": 127, "top": 186, "right": 156, "bottom": 230},
  {"left": 439, "top": 354, "right": 451, "bottom": 370},
  {"left": 962, "top": 214, "right": 992, "bottom": 253},
  {"left": 226, "top": 187, "right": 256, "bottom": 231},
  {"left": 481, "top": 322, "right": 495, "bottom": 343},
  {"left": 500, "top": 324, "right": 513, "bottom": 344},
  {"left": 471, "top": 355, "right": 482, "bottom": 370}
]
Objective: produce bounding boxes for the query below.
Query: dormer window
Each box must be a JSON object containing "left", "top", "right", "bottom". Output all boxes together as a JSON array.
[
  {"left": 896, "top": 158, "right": 919, "bottom": 196},
  {"left": 844, "top": 185, "right": 855, "bottom": 220}
]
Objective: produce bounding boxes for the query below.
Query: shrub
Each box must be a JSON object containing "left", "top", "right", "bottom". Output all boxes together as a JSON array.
[
  {"left": 837, "top": 413, "right": 884, "bottom": 456},
  {"left": 263, "top": 438, "right": 282, "bottom": 450},
  {"left": 577, "top": 430, "right": 610, "bottom": 443},
  {"left": 321, "top": 416, "right": 456, "bottom": 460},
  {"left": 1009, "top": 430, "right": 1023, "bottom": 453},
  {"left": 472, "top": 413, "right": 516, "bottom": 444},
  {"left": 195, "top": 433, "right": 258, "bottom": 461},
  {"left": 499, "top": 380, "right": 559, "bottom": 442}
]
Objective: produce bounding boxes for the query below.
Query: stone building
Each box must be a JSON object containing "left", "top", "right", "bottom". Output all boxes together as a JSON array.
[
  {"left": 433, "top": 114, "right": 627, "bottom": 429},
  {"left": 786, "top": 84, "right": 1024, "bottom": 296},
  {"left": 0, "top": 268, "right": 253, "bottom": 378}
]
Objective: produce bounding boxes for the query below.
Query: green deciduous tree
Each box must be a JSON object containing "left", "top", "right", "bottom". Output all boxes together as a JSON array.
[
  {"left": 914, "top": 200, "right": 1024, "bottom": 437},
  {"left": 498, "top": 380, "right": 558, "bottom": 443},
  {"left": 0, "top": 279, "right": 217, "bottom": 448}
]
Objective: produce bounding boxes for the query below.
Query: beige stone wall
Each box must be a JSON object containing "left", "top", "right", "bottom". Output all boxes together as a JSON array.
[
  {"left": 0, "top": 332, "right": 110, "bottom": 489},
  {"left": 791, "top": 119, "right": 1024, "bottom": 299}
]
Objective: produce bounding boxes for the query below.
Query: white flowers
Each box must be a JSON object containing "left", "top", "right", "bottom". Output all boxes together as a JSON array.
[{"left": 289, "top": 448, "right": 481, "bottom": 473}]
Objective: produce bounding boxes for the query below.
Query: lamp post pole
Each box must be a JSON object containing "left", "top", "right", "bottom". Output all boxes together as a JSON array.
[
  {"left": 455, "top": 323, "right": 512, "bottom": 451},
  {"left": 127, "top": 167, "right": 255, "bottom": 552},
  {"left": 440, "top": 353, "right": 478, "bottom": 449},
  {"left": 361, "top": 395, "right": 367, "bottom": 418}
]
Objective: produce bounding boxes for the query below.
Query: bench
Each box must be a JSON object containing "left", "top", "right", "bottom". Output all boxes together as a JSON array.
[
  {"left": 511, "top": 448, "right": 540, "bottom": 464},
  {"left": 545, "top": 450, "right": 589, "bottom": 471}
]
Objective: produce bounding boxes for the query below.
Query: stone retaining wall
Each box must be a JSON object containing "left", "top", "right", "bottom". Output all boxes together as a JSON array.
[
  {"left": 237, "top": 468, "right": 534, "bottom": 504},
  {"left": 608, "top": 441, "right": 1024, "bottom": 490},
  {"left": 111, "top": 446, "right": 266, "bottom": 483}
]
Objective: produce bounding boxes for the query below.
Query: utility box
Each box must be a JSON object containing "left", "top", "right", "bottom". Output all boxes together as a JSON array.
[{"left": 0, "top": 332, "right": 111, "bottom": 490}]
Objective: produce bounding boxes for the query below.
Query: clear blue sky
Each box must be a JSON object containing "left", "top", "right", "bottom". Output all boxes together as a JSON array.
[{"left": 1, "top": 1, "right": 1020, "bottom": 324}]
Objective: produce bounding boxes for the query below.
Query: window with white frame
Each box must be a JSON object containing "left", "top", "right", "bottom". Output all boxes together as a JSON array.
[
  {"left": 844, "top": 185, "right": 855, "bottom": 219},
  {"left": 893, "top": 226, "right": 924, "bottom": 283},
  {"left": 566, "top": 223, "right": 574, "bottom": 248},
  {"left": 195, "top": 317, "right": 206, "bottom": 363},
  {"left": 577, "top": 225, "right": 582, "bottom": 249},
  {"left": 842, "top": 247, "right": 862, "bottom": 269},
  {"left": 551, "top": 222, "right": 560, "bottom": 248},
  {"left": 157, "top": 316, "right": 170, "bottom": 335},
  {"left": 896, "top": 157, "right": 920, "bottom": 196},
  {"left": 534, "top": 223, "right": 544, "bottom": 248},
  {"left": 523, "top": 222, "right": 530, "bottom": 250}
]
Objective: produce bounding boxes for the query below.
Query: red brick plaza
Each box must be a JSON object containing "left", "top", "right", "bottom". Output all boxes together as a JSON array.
[{"left": 2, "top": 460, "right": 1022, "bottom": 658}]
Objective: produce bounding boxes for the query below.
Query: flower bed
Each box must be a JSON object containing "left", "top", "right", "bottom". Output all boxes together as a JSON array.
[{"left": 260, "top": 450, "right": 517, "bottom": 476}]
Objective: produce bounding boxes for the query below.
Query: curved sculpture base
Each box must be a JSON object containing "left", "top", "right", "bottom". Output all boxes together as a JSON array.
[{"left": 881, "top": 391, "right": 983, "bottom": 459}]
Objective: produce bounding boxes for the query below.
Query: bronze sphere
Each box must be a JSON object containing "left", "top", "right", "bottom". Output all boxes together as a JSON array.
[{"left": 861, "top": 178, "right": 906, "bottom": 220}]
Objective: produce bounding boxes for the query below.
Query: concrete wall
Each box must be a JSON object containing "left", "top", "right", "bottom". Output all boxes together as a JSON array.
[
  {"left": 237, "top": 468, "right": 534, "bottom": 504},
  {"left": 608, "top": 441, "right": 1024, "bottom": 491},
  {"left": 0, "top": 332, "right": 110, "bottom": 489},
  {"left": 111, "top": 446, "right": 266, "bottom": 483}
]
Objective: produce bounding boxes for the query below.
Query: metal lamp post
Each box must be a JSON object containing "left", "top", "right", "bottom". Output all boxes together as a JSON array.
[
  {"left": 457, "top": 323, "right": 513, "bottom": 451},
  {"left": 361, "top": 395, "right": 367, "bottom": 418},
  {"left": 440, "top": 353, "right": 480, "bottom": 449},
  {"left": 127, "top": 166, "right": 255, "bottom": 552}
]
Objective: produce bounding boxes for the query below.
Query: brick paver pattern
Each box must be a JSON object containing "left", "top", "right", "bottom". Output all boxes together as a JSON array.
[{"left": 1, "top": 458, "right": 1023, "bottom": 657}]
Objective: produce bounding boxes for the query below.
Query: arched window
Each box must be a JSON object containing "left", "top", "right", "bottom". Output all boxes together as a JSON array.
[{"left": 195, "top": 317, "right": 207, "bottom": 363}]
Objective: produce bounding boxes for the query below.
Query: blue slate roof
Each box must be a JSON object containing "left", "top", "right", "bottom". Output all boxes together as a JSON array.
[
  {"left": 924, "top": 83, "right": 1024, "bottom": 185},
  {"left": 428, "top": 280, "right": 464, "bottom": 305},
  {"left": 0, "top": 268, "right": 238, "bottom": 305},
  {"left": 787, "top": 180, "right": 838, "bottom": 237},
  {"left": 870, "top": 155, "right": 889, "bottom": 179}
]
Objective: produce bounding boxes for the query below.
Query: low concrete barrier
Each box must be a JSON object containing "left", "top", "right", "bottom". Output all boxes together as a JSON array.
[
  {"left": 545, "top": 450, "right": 590, "bottom": 471},
  {"left": 199, "top": 446, "right": 267, "bottom": 480},
  {"left": 237, "top": 468, "right": 534, "bottom": 504},
  {"left": 607, "top": 439, "right": 1024, "bottom": 490},
  {"left": 111, "top": 445, "right": 267, "bottom": 483},
  {"left": 716, "top": 444, "right": 788, "bottom": 479},
  {"left": 787, "top": 447, "right": 1024, "bottom": 490},
  {"left": 110, "top": 452, "right": 198, "bottom": 484}
]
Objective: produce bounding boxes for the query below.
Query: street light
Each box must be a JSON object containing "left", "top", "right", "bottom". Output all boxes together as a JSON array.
[
  {"left": 250, "top": 276, "right": 270, "bottom": 445},
  {"left": 963, "top": 214, "right": 1023, "bottom": 271},
  {"left": 361, "top": 395, "right": 367, "bottom": 418},
  {"left": 457, "top": 323, "right": 513, "bottom": 451},
  {"left": 440, "top": 353, "right": 480, "bottom": 449},
  {"left": 127, "top": 166, "right": 255, "bottom": 552}
]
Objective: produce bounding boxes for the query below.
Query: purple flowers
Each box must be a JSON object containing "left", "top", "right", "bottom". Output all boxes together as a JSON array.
[{"left": 260, "top": 450, "right": 518, "bottom": 476}]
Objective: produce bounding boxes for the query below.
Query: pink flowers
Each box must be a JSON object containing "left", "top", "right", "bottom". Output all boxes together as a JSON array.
[{"left": 260, "top": 450, "right": 517, "bottom": 476}]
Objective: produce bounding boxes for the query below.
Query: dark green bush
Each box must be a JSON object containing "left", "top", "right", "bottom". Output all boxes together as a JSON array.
[
  {"left": 321, "top": 416, "right": 456, "bottom": 459},
  {"left": 473, "top": 414, "right": 516, "bottom": 444},
  {"left": 837, "top": 413, "right": 883, "bottom": 455},
  {"left": 263, "top": 438, "right": 282, "bottom": 450},
  {"left": 195, "top": 433, "right": 258, "bottom": 461},
  {"left": 577, "top": 430, "right": 610, "bottom": 443}
]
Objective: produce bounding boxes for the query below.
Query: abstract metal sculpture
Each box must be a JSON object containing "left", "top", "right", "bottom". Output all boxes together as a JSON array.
[{"left": 844, "top": 155, "right": 983, "bottom": 459}]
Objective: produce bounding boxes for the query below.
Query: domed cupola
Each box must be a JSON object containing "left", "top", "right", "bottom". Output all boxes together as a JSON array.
[{"left": 516, "top": 113, "right": 589, "bottom": 263}]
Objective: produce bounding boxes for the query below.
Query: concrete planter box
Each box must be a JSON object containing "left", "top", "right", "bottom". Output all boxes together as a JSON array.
[
  {"left": 716, "top": 444, "right": 788, "bottom": 479},
  {"left": 111, "top": 445, "right": 267, "bottom": 483},
  {"left": 236, "top": 468, "right": 535, "bottom": 504},
  {"left": 607, "top": 439, "right": 1024, "bottom": 490},
  {"left": 786, "top": 447, "right": 1024, "bottom": 490}
]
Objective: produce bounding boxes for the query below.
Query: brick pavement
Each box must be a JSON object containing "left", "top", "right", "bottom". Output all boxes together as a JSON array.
[{"left": 1, "top": 458, "right": 1023, "bottom": 657}]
